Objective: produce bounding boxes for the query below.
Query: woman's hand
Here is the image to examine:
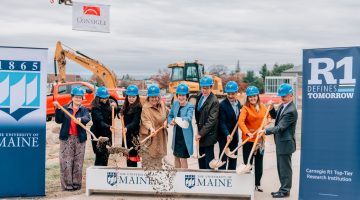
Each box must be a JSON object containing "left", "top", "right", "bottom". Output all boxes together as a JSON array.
[
  {"left": 53, "top": 101, "right": 60, "bottom": 109},
  {"left": 170, "top": 119, "right": 176, "bottom": 126},
  {"left": 149, "top": 128, "right": 156, "bottom": 135},
  {"left": 163, "top": 120, "right": 168, "bottom": 128},
  {"left": 195, "top": 134, "right": 201, "bottom": 141},
  {"left": 110, "top": 102, "right": 117, "bottom": 108},
  {"left": 246, "top": 132, "right": 254, "bottom": 139},
  {"left": 267, "top": 100, "right": 274, "bottom": 110}
]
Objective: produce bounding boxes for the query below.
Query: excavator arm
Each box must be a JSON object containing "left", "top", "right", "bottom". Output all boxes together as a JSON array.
[{"left": 54, "top": 41, "right": 118, "bottom": 88}]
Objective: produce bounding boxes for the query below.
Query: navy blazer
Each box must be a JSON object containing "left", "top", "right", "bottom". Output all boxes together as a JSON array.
[
  {"left": 55, "top": 103, "right": 91, "bottom": 143},
  {"left": 218, "top": 98, "right": 242, "bottom": 143}
]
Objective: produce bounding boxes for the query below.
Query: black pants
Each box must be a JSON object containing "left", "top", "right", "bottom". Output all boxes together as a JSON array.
[
  {"left": 127, "top": 160, "right": 137, "bottom": 167},
  {"left": 92, "top": 141, "right": 109, "bottom": 166},
  {"left": 277, "top": 154, "right": 292, "bottom": 193},
  {"left": 243, "top": 142, "right": 264, "bottom": 186},
  {"left": 198, "top": 144, "right": 215, "bottom": 169},
  {"left": 218, "top": 139, "right": 237, "bottom": 170}
]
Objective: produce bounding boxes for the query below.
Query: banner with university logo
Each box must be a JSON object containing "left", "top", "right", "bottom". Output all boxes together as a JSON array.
[
  {"left": 0, "top": 46, "right": 47, "bottom": 197},
  {"left": 300, "top": 47, "right": 360, "bottom": 199},
  {"left": 72, "top": 2, "right": 110, "bottom": 33}
]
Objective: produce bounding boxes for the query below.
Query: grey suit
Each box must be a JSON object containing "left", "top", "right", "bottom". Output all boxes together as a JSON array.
[{"left": 266, "top": 101, "right": 298, "bottom": 194}]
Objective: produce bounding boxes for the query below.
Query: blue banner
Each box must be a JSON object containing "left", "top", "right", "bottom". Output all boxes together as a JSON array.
[
  {"left": 300, "top": 47, "right": 360, "bottom": 199},
  {"left": 0, "top": 47, "right": 47, "bottom": 197}
]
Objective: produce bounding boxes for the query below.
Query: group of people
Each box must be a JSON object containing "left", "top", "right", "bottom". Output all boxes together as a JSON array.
[{"left": 53, "top": 76, "right": 298, "bottom": 198}]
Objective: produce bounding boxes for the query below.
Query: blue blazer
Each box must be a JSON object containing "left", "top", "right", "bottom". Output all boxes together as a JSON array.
[{"left": 167, "top": 101, "right": 194, "bottom": 155}]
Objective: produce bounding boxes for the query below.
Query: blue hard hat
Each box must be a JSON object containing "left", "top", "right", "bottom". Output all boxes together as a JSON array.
[
  {"left": 71, "top": 86, "right": 85, "bottom": 97},
  {"left": 246, "top": 86, "right": 259, "bottom": 96},
  {"left": 96, "top": 86, "right": 110, "bottom": 98},
  {"left": 147, "top": 85, "right": 160, "bottom": 97},
  {"left": 277, "top": 83, "right": 293, "bottom": 97},
  {"left": 176, "top": 83, "right": 189, "bottom": 95},
  {"left": 126, "top": 84, "right": 139, "bottom": 96},
  {"left": 200, "top": 76, "right": 214, "bottom": 87},
  {"left": 225, "top": 81, "right": 239, "bottom": 93}
]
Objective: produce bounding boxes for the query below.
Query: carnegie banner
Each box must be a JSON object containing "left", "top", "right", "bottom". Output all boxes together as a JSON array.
[
  {"left": 72, "top": 2, "right": 110, "bottom": 33},
  {"left": 0, "top": 46, "right": 47, "bottom": 197},
  {"left": 300, "top": 47, "right": 360, "bottom": 199}
]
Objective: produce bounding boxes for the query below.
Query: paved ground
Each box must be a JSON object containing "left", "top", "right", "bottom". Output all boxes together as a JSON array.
[
  {"left": 52, "top": 109, "right": 302, "bottom": 200},
  {"left": 54, "top": 137, "right": 300, "bottom": 200}
]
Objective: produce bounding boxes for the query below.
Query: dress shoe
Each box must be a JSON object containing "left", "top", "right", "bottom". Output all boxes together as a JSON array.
[
  {"left": 271, "top": 191, "right": 279, "bottom": 195},
  {"left": 272, "top": 191, "right": 290, "bottom": 198},
  {"left": 255, "top": 186, "right": 263, "bottom": 192}
]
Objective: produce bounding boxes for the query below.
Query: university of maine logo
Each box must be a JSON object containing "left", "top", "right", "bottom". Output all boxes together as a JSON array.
[{"left": 0, "top": 60, "right": 40, "bottom": 121}]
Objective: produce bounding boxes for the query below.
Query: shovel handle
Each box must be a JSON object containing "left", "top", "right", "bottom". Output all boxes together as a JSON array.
[
  {"left": 140, "top": 125, "right": 164, "bottom": 144},
  {"left": 120, "top": 114, "right": 128, "bottom": 149},
  {"left": 56, "top": 102, "right": 98, "bottom": 141},
  {"left": 231, "top": 136, "right": 251, "bottom": 155},
  {"left": 111, "top": 106, "right": 115, "bottom": 145},
  {"left": 245, "top": 105, "right": 271, "bottom": 164},
  {"left": 219, "top": 120, "right": 239, "bottom": 160}
]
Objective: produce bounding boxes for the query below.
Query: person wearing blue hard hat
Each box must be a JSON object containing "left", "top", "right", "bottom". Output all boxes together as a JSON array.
[
  {"left": 139, "top": 84, "right": 168, "bottom": 169},
  {"left": 217, "top": 81, "right": 242, "bottom": 170},
  {"left": 53, "top": 86, "right": 90, "bottom": 191},
  {"left": 121, "top": 84, "right": 142, "bottom": 167},
  {"left": 90, "top": 86, "right": 118, "bottom": 166},
  {"left": 168, "top": 83, "right": 194, "bottom": 169},
  {"left": 239, "top": 85, "right": 270, "bottom": 192},
  {"left": 195, "top": 76, "right": 219, "bottom": 169},
  {"left": 259, "top": 83, "right": 298, "bottom": 198}
]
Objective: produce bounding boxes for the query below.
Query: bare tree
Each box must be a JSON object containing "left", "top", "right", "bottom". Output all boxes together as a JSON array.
[{"left": 150, "top": 68, "right": 170, "bottom": 89}]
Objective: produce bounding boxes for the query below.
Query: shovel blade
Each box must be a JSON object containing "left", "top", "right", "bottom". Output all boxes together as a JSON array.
[
  {"left": 236, "top": 164, "right": 252, "bottom": 174},
  {"left": 209, "top": 159, "right": 226, "bottom": 169},
  {"left": 224, "top": 148, "right": 237, "bottom": 159},
  {"left": 198, "top": 153, "right": 205, "bottom": 159},
  {"left": 191, "top": 153, "right": 205, "bottom": 159}
]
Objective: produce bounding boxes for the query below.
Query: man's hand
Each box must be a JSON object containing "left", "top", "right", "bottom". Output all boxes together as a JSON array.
[
  {"left": 267, "top": 100, "right": 274, "bottom": 110},
  {"left": 258, "top": 129, "right": 266, "bottom": 135},
  {"left": 227, "top": 135, "right": 233, "bottom": 142},
  {"left": 77, "top": 117, "right": 82, "bottom": 123},
  {"left": 110, "top": 126, "right": 115, "bottom": 132}
]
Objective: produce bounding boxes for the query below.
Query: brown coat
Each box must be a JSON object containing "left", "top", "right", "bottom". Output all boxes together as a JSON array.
[{"left": 139, "top": 100, "right": 168, "bottom": 158}]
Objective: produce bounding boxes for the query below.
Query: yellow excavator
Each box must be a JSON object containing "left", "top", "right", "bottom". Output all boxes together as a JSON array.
[
  {"left": 54, "top": 41, "right": 118, "bottom": 88},
  {"left": 53, "top": 41, "right": 125, "bottom": 106},
  {"left": 168, "top": 60, "right": 225, "bottom": 103}
]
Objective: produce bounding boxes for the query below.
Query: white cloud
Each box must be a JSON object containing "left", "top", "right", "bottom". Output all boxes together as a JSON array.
[{"left": 1, "top": 0, "right": 360, "bottom": 78}]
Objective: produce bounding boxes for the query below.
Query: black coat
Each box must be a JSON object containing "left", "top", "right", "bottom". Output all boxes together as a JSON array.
[
  {"left": 217, "top": 98, "right": 242, "bottom": 147},
  {"left": 55, "top": 103, "right": 91, "bottom": 143},
  {"left": 195, "top": 93, "right": 220, "bottom": 147},
  {"left": 123, "top": 104, "right": 142, "bottom": 149},
  {"left": 90, "top": 103, "right": 114, "bottom": 141}
]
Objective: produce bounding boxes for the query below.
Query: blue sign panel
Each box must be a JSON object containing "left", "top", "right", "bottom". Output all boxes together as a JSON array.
[
  {"left": 0, "top": 47, "right": 47, "bottom": 197},
  {"left": 300, "top": 47, "right": 360, "bottom": 199}
]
